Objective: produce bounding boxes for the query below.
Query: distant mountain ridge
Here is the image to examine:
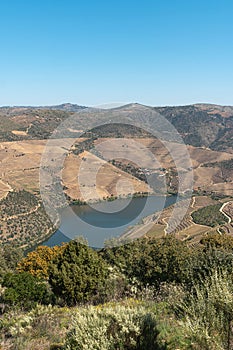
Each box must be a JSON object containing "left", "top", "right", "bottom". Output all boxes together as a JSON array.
[
  {"left": 0, "top": 103, "right": 87, "bottom": 112},
  {"left": 0, "top": 102, "right": 233, "bottom": 152},
  {"left": 154, "top": 104, "right": 233, "bottom": 152}
]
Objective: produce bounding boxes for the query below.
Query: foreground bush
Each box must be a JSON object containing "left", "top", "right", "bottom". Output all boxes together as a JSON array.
[
  {"left": 1, "top": 272, "right": 53, "bottom": 309},
  {"left": 0, "top": 304, "right": 70, "bottom": 349},
  {"left": 174, "top": 269, "right": 233, "bottom": 350},
  {"left": 48, "top": 241, "right": 108, "bottom": 305},
  {"left": 17, "top": 245, "right": 64, "bottom": 279},
  {"left": 65, "top": 302, "right": 166, "bottom": 350},
  {"left": 101, "top": 236, "right": 192, "bottom": 287}
]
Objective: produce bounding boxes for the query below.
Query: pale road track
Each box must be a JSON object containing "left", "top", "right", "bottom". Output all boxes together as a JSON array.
[
  {"left": 123, "top": 198, "right": 232, "bottom": 239},
  {"left": 219, "top": 201, "right": 232, "bottom": 224},
  {"left": 0, "top": 179, "right": 13, "bottom": 200},
  {"left": 2, "top": 204, "right": 41, "bottom": 222},
  {"left": 26, "top": 123, "right": 32, "bottom": 134},
  {"left": 163, "top": 216, "right": 169, "bottom": 235},
  {"left": 191, "top": 196, "right": 196, "bottom": 208},
  {"left": 0, "top": 179, "right": 13, "bottom": 192}
]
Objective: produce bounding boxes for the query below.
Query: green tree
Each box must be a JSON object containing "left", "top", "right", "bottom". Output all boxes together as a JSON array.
[
  {"left": 200, "top": 232, "right": 233, "bottom": 251},
  {"left": 0, "top": 244, "right": 23, "bottom": 278},
  {"left": 102, "top": 237, "right": 192, "bottom": 287},
  {"left": 1, "top": 272, "right": 53, "bottom": 309},
  {"left": 48, "top": 241, "right": 108, "bottom": 305}
]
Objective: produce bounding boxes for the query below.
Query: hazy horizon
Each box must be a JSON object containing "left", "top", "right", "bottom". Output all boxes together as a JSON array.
[{"left": 1, "top": 100, "right": 233, "bottom": 109}]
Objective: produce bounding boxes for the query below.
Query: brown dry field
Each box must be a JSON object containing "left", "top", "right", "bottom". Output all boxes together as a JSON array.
[
  {"left": 0, "top": 179, "right": 12, "bottom": 200},
  {"left": 191, "top": 195, "right": 218, "bottom": 209},
  {"left": 11, "top": 130, "right": 28, "bottom": 136},
  {"left": 95, "top": 138, "right": 233, "bottom": 195},
  {"left": 0, "top": 138, "right": 151, "bottom": 202},
  {"left": 1, "top": 137, "right": 233, "bottom": 201},
  {"left": 62, "top": 151, "right": 151, "bottom": 201},
  {"left": 0, "top": 139, "right": 84, "bottom": 199}
]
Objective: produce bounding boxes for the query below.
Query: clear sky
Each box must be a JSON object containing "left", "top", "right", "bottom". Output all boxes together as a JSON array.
[{"left": 1, "top": 0, "right": 233, "bottom": 107}]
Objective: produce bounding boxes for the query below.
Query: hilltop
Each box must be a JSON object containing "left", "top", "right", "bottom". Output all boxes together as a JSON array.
[
  {"left": 0, "top": 103, "right": 87, "bottom": 112},
  {"left": 0, "top": 102, "right": 232, "bottom": 152}
]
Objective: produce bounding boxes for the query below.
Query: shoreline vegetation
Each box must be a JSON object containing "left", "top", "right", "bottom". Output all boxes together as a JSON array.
[
  {"left": 66, "top": 191, "right": 162, "bottom": 206},
  {"left": 0, "top": 188, "right": 178, "bottom": 252},
  {"left": 35, "top": 191, "right": 196, "bottom": 250},
  {"left": 1, "top": 188, "right": 230, "bottom": 252},
  {"left": 38, "top": 192, "right": 174, "bottom": 251}
]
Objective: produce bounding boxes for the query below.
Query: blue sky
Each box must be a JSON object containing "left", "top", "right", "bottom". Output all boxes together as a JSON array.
[{"left": 0, "top": 0, "right": 233, "bottom": 106}]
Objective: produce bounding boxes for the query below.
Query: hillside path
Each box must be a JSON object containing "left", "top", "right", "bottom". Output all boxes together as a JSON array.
[{"left": 219, "top": 202, "right": 232, "bottom": 224}]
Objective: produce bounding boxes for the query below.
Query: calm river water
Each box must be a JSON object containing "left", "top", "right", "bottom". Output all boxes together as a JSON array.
[{"left": 42, "top": 195, "right": 178, "bottom": 248}]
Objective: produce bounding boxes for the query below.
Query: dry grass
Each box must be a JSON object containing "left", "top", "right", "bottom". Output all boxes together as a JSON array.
[
  {"left": 192, "top": 195, "right": 217, "bottom": 209},
  {"left": 0, "top": 139, "right": 86, "bottom": 197},
  {"left": 95, "top": 138, "right": 233, "bottom": 196},
  {"left": 0, "top": 180, "right": 12, "bottom": 200},
  {"left": 62, "top": 151, "right": 151, "bottom": 201},
  {"left": 11, "top": 130, "right": 28, "bottom": 136},
  {"left": 146, "top": 223, "right": 167, "bottom": 238},
  {"left": 1, "top": 137, "right": 233, "bottom": 201}
]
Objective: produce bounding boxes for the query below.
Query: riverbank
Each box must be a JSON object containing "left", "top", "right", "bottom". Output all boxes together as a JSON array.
[
  {"left": 23, "top": 192, "right": 170, "bottom": 253},
  {"left": 40, "top": 194, "right": 179, "bottom": 249}
]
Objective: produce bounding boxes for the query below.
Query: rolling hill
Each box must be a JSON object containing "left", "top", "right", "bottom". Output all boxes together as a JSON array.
[
  {"left": 0, "top": 103, "right": 232, "bottom": 152},
  {"left": 0, "top": 102, "right": 233, "bottom": 248}
]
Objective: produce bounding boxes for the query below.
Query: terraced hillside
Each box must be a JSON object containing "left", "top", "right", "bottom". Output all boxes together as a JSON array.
[
  {"left": 123, "top": 195, "right": 233, "bottom": 247},
  {"left": 0, "top": 103, "right": 233, "bottom": 248},
  {"left": 0, "top": 190, "right": 58, "bottom": 248}
]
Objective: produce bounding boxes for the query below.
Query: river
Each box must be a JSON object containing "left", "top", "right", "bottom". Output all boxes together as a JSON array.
[{"left": 42, "top": 195, "right": 178, "bottom": 248}]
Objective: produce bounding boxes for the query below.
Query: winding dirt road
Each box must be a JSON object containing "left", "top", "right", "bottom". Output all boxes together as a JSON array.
[{"left": 220, "top": 202, "right": 232, "bottom": 224}]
